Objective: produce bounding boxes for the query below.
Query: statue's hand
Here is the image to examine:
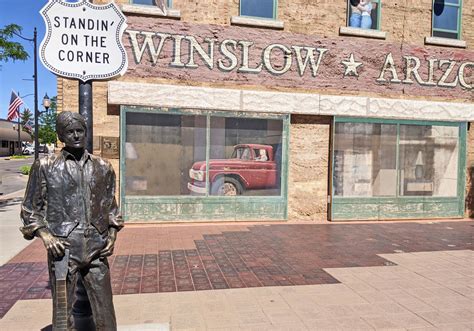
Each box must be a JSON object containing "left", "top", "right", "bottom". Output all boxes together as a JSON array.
[
  {"left": 99, "top": 228, "right": 117, "bottom": 258},
  {"left": 36, "top": 228, "right": 69, "bottom": 259}
]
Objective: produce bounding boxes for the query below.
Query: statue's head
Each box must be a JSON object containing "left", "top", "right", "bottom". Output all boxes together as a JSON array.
[{"left": 56, "top": 111, "right": 87, "bottom": 149}]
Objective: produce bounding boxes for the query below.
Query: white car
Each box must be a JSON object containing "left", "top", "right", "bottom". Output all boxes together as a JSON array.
[{"left": 23, "top": 145, "right": 35, "bottom": 155}]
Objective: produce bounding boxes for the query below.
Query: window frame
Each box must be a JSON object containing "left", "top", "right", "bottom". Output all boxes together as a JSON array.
[
  {"left": 331, "top": 117, "right": 467, "bottom": 221},
  {"left": 130, "top": 0, "right": 172, "bottom": 8},
  {"left": 346, "top": 0, "right": 382, "bottom": 30},
  {"left": 239, "top": 0, "right": 278, "bottom": 20},
  {"left": 432, "top": 0, "right": 462, "bottom": 40},
  {"left": 120, "top": 106, "right": 290, "bottom": 221}
]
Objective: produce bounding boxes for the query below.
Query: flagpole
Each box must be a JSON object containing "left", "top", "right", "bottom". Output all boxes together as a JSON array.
[{"left": 17, "top": 99, "right": 21, "bottom": 156}]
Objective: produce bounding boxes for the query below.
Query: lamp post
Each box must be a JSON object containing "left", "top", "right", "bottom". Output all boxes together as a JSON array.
[
  {"left": 13, "top": 28, "right": 39, "bottom": 160},
  {"left": 43, "top": 93, "right": 51, "bottom": 112},
  {"left": 40, "top": 93, "right": 51, "bottom": 155}
]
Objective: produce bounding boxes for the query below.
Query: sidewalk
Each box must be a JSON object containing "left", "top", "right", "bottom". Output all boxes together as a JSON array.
[
  {"left": 0, "top": 189, "right": 29, "bottom": 265},
  {"left": 0, "top": 218, "right": 473, "bottom": 330}
]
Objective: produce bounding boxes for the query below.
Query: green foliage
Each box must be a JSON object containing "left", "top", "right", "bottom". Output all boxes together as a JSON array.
[
  {"left": 19, "top": 165, "right": 31, "bottom": 175},
  {"left": 0, "top": 24, "right": 29, "bottom": 62},
  {"left": 20, "top": 108, "right": 33, "bottom": 139},
  {"left": 11, "top": 155, "right": 27, "bottom": 159},
  {"left": 38, "top": 96, "right": 58, "bottom": 145}
]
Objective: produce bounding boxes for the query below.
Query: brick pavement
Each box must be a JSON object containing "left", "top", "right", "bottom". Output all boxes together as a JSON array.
[{"left": 0, "top": 220, "right": 472, "bottom": 321}]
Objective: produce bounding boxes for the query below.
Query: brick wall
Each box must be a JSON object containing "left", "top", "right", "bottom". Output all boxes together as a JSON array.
[
  {"left": 55, "top": 0, "right": 472, "bottom": 220},
  {"left": 289, "top": 115, "right": 331, "bottom": 221}
]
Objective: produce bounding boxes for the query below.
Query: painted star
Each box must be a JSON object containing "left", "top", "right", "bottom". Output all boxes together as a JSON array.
[{"left": 341, "top": 53, "right": 363, "bottom": 77}]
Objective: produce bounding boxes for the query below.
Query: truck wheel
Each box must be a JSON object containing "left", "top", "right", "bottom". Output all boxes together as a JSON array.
[{"left": 212, "top": 177, "right": 243, "bottom": 196}]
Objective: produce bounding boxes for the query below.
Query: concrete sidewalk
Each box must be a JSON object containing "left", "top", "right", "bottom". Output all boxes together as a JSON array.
[
  {"left": 0, "top": 219, "right": 473, "bottom": 330},
  {"left": 0, "top": 250, "right": 472, "bottom": 330},
  {"left": 0, "top": 189, "right": 29, "bottom": 265}
]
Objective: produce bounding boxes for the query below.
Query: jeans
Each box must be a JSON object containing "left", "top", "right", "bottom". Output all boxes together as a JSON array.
[{"left": 349, "top": 13, "right": 372, "bottom": 29}]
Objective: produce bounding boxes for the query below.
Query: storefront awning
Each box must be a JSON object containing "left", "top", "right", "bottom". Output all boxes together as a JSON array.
[{"left": 0, "top": 127, "right": 33, "bottom": 142}]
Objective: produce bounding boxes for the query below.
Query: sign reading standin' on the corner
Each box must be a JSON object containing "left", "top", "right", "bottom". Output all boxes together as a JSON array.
[{"left": 40, "top": 0, "right": 128, "bottom": 82}]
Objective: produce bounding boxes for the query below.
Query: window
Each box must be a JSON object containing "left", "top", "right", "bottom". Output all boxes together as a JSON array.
[
  {"left": 132, "top": 0, "right": 171, "bottom": 8},
  {"left": 432, "top": 0, "right": 462, "bottom": 39},
  {"left": 124, "top": 111, "right": 284, "bottom": 197},
  {"left": 334, "top": 122, "right": 397, "bottom": 197},
  {"left": 1, "top": 141, "right": 8, "bottom": 148},
  {"left": 399, "top": 125, "right": 459, "bottom": 197},
  {"left": 332, "top": 119, "right": 465, "bottom": 220},
  {"left": 240, "top": 0, "right": 277, "bottom": 19},
  {"left": 334, "top": 121, "right": 460, "bottom": 198},
  {"left": 209, "top": 117, "right": 283, "bottom": 196},
  {"left": 347, "top": 0, "right": 381, "bottom": 30}
]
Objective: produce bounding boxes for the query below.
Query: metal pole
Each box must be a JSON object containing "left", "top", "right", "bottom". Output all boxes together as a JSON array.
[
  {"left": 17, "top": 103, "right": 21, "bottom": 155},
  {"left": 79, "top": 81, "right": 93, "bottom": 153},
  {"left": 78, "top": 0, "right": 94, "bottom": 154},
  {"left": 33, "top": 28, "right": 39, "bottom": 160}
]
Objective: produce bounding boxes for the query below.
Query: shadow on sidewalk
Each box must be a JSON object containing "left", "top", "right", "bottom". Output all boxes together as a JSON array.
[{"left": 0, "top": 197, "right": 23, "bottom": 213}]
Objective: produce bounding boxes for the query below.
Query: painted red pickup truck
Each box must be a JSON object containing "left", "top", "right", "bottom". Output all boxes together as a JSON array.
[{"left": 187, "top": 144, "right": 278, "bottom": 196}]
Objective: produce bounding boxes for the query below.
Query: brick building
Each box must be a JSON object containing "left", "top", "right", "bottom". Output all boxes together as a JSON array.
[{"left": 57, "top": 0, "right": 473, "bottom": 222}]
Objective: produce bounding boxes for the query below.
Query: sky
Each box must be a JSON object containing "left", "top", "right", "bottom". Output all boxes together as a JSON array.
[{"left": 0, "top": 0, "right": 57, "bottom": 120}]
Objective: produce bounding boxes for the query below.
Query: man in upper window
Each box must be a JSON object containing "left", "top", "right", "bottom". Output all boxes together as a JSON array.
[{"left": 20, "top": 111, "right": 123, "bottom": 330}]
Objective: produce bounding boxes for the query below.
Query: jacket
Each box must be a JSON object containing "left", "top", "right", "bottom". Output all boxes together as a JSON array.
[{"left": 20, "top": 149, "right": 123, "bottom": 240}]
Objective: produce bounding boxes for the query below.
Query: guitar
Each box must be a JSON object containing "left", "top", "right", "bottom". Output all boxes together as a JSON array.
[{"left": 53, "top": 248, "right": 70, "bottom": 331}]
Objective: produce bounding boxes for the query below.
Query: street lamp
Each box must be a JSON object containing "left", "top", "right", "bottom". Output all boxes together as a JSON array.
[{"left": 43, "top": 93, "right": 51, "bottom": 112}]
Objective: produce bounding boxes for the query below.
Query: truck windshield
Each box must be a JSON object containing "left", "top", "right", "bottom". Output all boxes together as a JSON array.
[{"left": 232, "top": 147, "right": 251, "bottom": 160}]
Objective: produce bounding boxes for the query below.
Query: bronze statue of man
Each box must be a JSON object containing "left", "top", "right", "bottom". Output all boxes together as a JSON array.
[{"left": 20, "top": 111, "right": 123, "bottom": 330}]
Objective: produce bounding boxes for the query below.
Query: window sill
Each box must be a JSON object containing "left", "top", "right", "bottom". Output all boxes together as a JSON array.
[
  {"left": 424, "top": 36, "right": 466, "bottom": 48},
  {"left": 339, "top": 26, "right": 387, "bottom": 40},
  {"left": 121, "top": 4, "right": 181, "bottom": 19},
  {"left": 230, "top": 16, "right": 284, "bottom": 30}
]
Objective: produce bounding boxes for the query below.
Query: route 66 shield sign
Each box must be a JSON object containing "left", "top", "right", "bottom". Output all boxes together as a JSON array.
[{"left": 40, "top": 0, "right": 128, "bottom": 81}]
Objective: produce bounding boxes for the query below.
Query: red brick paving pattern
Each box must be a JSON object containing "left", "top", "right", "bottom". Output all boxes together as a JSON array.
[{"left": 0, "top": 221, "right": 472, "bottom": 318}]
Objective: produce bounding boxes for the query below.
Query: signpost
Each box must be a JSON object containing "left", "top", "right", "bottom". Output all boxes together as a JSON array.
[
  {"left": 40, "top": 0, "right": 128, "bottom": 152},
  {"left": 38, "top": 2, "right": 128, "bottom": 327}
]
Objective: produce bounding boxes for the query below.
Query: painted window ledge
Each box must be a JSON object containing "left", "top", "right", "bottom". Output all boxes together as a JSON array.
[
  {"left": 425, "top": 36, "right": 466, "bottom": 48},
  {"left": 121, "top": 4, "right": 181, "bottom": 19},
  {"left": 339, "top": 26, "right": 387, "bottom": 40},
  {"left": 231, "top": 16, "right": 284, "bottom": 30}
]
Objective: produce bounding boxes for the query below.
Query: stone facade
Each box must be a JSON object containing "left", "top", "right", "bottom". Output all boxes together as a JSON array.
[
  {"left": 57, "top": 0, "right": 473, "bottom": 221},
  {"left": 289, "top": 115, "right": 331, "bottom": 221}
]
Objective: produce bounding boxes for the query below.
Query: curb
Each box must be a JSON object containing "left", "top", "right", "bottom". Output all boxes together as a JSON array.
[{"left": 0, "top": 189, "right": 25, "bottom": 201}]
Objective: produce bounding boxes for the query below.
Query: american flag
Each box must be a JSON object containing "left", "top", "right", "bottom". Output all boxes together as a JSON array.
[
  {"left": 24, "top": 120, "right": 33, "bottom": 131},
  {"left": 7, "top": 91, "right": 23, "bottom": 121}
]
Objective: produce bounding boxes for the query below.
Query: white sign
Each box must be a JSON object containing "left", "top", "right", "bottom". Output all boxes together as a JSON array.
[{"left": 40, "top": 0, "right": 128, "bottom": 81}]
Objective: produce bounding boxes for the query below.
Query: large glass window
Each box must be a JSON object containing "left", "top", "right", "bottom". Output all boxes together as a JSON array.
[
  {"left": 208, "top": 117, "right": 283, "bottom": 196},
  {"left": 347, "top": 0, "right": 381, "bottom": 30},
  {"left": 240, "top": 0, "right": 276, "bottom": 19},
  {"left": 125, "top": 112, "right": 206, "bottom": 196},
  {"left": 432, "top": 0, "right": 462, "bottom": 39},
  {"left": 125, "top": 111, "right": 284, "bottom": 197},
  {"left": 399, "top": 125, "right": 459, "bottom": 197},
  {"left": 333, "top": 120, "right": 460, "bottom": 198},
  {"left": 334, "top": 123, "right": 397, "bottom": 197}
]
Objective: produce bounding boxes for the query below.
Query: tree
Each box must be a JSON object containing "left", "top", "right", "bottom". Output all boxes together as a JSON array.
[
  {"left": 38, "top": 96, "right": 58, "bottom": 145},
  {"left": 20, "top": 108, "right": 34, "bottom": 139},
  {"left": 0, "top": 24, "right": 29, "bottom": 62}
]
